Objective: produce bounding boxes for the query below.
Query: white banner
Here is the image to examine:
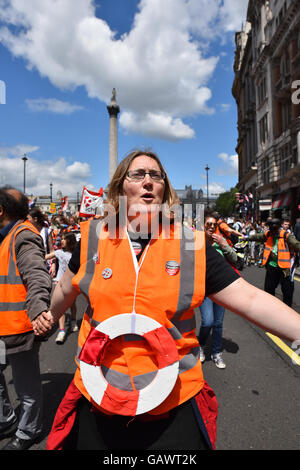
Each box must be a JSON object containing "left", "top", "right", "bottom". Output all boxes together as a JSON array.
[{"left": 61, "top": 196, "right": 69, "bottom": 212}]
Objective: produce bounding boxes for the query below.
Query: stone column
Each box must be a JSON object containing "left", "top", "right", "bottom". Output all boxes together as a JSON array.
[{"left": 107, "top": 88, "right": 120, "bottom": 182}]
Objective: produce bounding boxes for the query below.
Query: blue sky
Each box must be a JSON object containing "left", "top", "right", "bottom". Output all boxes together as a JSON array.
[{"left": 0, "top": 0, "right": 249, "bottom": 199}]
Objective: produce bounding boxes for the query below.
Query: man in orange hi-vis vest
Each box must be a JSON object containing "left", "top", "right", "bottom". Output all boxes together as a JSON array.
[
  {"left": 0, "top": 187, "right": 52, "bottom": 451},
  {"left": 244, "top": 218, "right": 300, "bottom": 307}
]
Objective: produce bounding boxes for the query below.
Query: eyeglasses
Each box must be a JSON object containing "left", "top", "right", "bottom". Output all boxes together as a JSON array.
[
  {"left": 127, "top": 169, "right": 165, "bottom": 182},
  {"left": 205, "top": 222, "right": 217, "bottom": 227}
]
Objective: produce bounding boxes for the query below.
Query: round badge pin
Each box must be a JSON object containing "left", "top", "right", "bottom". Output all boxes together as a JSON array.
[
  {"left": 165, "top": 260, "right": 180, "bottom": 276},
  {"left": 102, "top": 268, "right": 112, "bottom": 279},
  {"left": 132, "top": 241, "right": 142, "bottom": 256}
]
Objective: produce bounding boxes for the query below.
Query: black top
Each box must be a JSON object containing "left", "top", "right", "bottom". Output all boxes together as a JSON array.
[
  {"left": 68, "top": 232, "right": 239, "bottom": 297},
  {"left": 294, "top": 223, "right": 300, "bottom": 242}
]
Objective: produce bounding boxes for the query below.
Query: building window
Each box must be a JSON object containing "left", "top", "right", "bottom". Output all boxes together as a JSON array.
[
  {"left": 258, "top": 77, "right": 267, "bottom": 105},
  {"left": 262, "top": 156, "right": 270, "bottom": 184},
  {"left": 280, "top": 53, "right": 290, "bottom": 79},
  {"left": 276, "top": 9, "right": 284, "bottom": 29},
  {"left": 259, "top": 113, "right": 269, "bottom": 143},
  {"left": 281, "top": 100, "right": 292, "bottom": 131},
  {"left": 280, "top": 143, "right": 292, "bottom": 177}
]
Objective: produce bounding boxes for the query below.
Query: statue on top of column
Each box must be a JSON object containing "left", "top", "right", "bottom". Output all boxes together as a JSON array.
[{"left": 110, "top": 88, "right": 117, "bottom": 107}]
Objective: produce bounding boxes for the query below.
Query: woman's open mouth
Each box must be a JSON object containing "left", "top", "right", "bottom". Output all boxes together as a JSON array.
[{"left": 141, "top": 193, "right": 155, "bottom": 202}]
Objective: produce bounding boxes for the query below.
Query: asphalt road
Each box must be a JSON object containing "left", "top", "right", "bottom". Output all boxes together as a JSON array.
[
  {"left": 200, "top": 264, "right": 300, "bottom": 450},
  {"left": 1, "top": 265, "right": 300, "bottom": 451}
]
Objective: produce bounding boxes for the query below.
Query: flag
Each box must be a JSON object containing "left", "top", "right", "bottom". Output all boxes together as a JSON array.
[
  {"left": 61, "top": 196, "right": 69, "bottom": 212},
  {"left": 28, "top": 197, "right": 37, "bottom": 209},
  {"left": 79, "top": 187, "right": 104, "bottom": 218},
  {"left": 50, "top": 203, "right": 56, "bottom": 214}
]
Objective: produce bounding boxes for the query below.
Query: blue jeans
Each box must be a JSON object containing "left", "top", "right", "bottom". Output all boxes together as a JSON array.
[
  {"left": 0, "top": 342, "right": 43, "bottom": 440},
  {"left": 198, "top": 297, "right": 225, "bottom": 356}
]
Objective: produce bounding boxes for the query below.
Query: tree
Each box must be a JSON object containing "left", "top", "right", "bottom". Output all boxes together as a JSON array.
[{"left": 215, "top": 187, "right": 238, "bottom": 217}]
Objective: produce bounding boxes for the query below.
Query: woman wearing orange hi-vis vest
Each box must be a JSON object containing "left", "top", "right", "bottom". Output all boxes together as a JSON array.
[{"left": 33, "top": 150, "right": 300, "bottom": 451}]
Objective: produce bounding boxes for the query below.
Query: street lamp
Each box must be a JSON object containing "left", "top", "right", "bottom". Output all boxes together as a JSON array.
[
  {"left": 50, "top": 182, "right": 53, "bottom": 202},
  {"left": 205, "top": 165, "right": 210, "bottom": 208},
  {"left": 22, "top": 154, "right": 28, "bottom": 194}
]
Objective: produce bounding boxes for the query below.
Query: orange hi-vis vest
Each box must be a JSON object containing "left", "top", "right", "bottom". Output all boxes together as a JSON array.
[
  {"left": 72, "top": 219, "right": 206, "bottom": 416},
  {"left": 216, "top": 219, "right": 232, "bottom": 246},
  {"left": 0, "top": 220, "right": 40, "bottom": 336},
  {"left": 262, "top": 230, "right": 290, "bottom": 268}
]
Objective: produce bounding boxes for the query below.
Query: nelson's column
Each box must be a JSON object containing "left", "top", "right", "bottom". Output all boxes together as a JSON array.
[{"left": 107, "top": 88, "right": 120, "bottom": 182}]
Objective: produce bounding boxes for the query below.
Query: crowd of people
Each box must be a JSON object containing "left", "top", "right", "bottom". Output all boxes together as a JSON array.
[
  {"left": 226, "top": 216, "right": 295, "bottom": 266},
  {"left": 209, "top": 215, "right": 300, "bottom": 309},
  {"left": 1, "top": 153, "right": 300, "bottom": 451},
  {"left": 28, "top": 208, "right": 82, "bottom": 344},
  {"left": 0, "top": 197, "right": 87, "bottom": 450}
]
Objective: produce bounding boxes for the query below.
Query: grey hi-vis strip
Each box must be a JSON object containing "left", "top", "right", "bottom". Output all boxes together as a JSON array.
[
  {"left": 172, "top": 226, "right": 196, "bottom": 331},
  {"left": 78, "top": 219, "right": 103, "bottom": 297}
]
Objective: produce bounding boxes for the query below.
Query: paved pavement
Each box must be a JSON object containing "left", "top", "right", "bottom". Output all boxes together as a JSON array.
[{"left": 1, "top": 267, "right": 300, "bottom": 451}]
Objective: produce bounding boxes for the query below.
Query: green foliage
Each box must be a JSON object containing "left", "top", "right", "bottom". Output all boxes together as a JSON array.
[{"left": 215, "top": 187, "right": 238, "bottom": 217}]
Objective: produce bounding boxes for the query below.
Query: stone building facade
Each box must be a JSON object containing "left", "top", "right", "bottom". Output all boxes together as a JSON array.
[
  {"left": 175, "top": 186, "right": 216, "bottom": 219},
  {"left": 34, "top": 194, "right": 79, "bottom": 215},
  {"left": 232, "top": 0, "right": 300, "bottom": 224}
]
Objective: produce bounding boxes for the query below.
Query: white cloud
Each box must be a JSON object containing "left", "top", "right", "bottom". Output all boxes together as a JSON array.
[
  {"left": 185, "top": 0, "right": 248, "bottom": 38},
  {"left": 219, "top": 0, "right": 249, "bottom": 33},
  {"left": 0, "top": 145, "right": 92, "bottom": 196},
  {"left": 199, "top": 174, "right": 226, "bottom": 198},
  {"left": 208, "top": 182, "right": 226, "bottom": 197},
  {"left": 0, "top": 0, "right": 248, "bottom": 140},
  {"left": 217, "top": 152, "right": 238, "bottom": 175},
  {"left": 219, "top": 103, "right": 231, "bottom": 112},
  {"left": 120, "top": 111, "right": 195, "bottom": 140},
  {"left": 0, "top": 144, "right": 40, "bottom": 157},
  {"left": 26, "top": 98, "right": 84, "bottom": 114}
]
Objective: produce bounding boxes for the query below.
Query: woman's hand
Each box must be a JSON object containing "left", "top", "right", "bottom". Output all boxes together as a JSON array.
[
  {"left": 32, "top": 311, "right": 54, "bottom": 336},
  {"left": 49, "top": 262, "right": 56, "bottom": 278},
  {"left": 212, "top": 233, "right": 227, "bottom": 248}
]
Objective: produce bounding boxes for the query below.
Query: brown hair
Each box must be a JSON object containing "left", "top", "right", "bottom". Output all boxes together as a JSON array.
[
  {"left": 61, "top": 232, "right": 77, "bottom": 252},
  {"left": 204, "top": 209, "right": 217, "bottom": 223},
  {"left": 106, "top": 149, "right": 179, "bottom": 215}
]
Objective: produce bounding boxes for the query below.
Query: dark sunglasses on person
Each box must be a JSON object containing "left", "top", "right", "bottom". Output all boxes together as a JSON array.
[
  {"left": 127, "top": 169, "right": 165, "bottom": 181},
  {"left": 205, "top": 222, "right": 217, "bottom": 227}
]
